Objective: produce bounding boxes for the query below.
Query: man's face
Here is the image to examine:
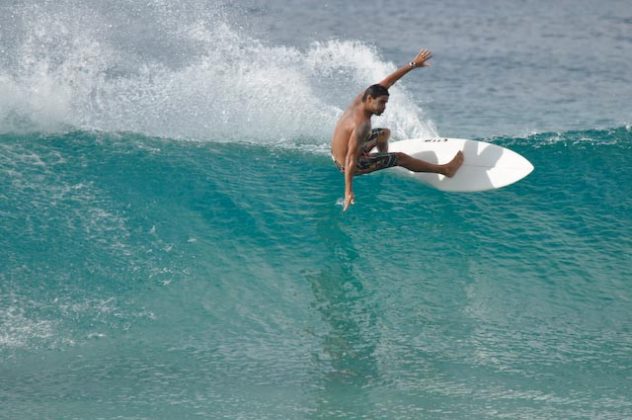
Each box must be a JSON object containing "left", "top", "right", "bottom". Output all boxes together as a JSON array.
[{"left": 370, "top": 95, "right": 389, "bottom": 116}]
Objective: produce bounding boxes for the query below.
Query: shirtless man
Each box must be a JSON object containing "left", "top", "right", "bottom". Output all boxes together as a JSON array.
[{"left": 331, "top": 49, "right": 464, "bottom": 211}]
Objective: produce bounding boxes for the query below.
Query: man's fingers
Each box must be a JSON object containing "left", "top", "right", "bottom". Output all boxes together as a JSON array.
[
  {"left": 414, "top": 49, "right": 432, "bottom": 67},
  {"left": 417, "top": 49, "right": 432, "bottom": 61}
]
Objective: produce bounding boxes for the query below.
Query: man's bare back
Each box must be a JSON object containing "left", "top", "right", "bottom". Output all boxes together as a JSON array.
[{"left": 330, "top": 49, "right": 464, "bottom": 211}]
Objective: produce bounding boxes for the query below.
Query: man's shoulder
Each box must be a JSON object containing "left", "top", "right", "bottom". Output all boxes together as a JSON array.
[{"left": 343, "top": 94, "right": 363, "bottom": 114}]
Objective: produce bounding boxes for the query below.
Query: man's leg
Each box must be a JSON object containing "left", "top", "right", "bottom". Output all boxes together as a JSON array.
[
  {"left": 396, "top": 151, "right": 464, "bottom": 177},
  {"left": 375, "top": 128, "right": 391, "bottom": 153},
  {"left": 363, "top": 128, "right": 391, "bottom": 153}
]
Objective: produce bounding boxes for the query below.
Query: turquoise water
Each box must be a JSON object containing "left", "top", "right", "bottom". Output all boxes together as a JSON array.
[
  {"left": 2, "top": 128, "right": 631, "bottom": 418},
  {"left": 2, "top": 0, "right": 632, "bottom": 418}
]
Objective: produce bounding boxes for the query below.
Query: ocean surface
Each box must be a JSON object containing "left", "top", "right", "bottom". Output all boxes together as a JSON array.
[{"left": 1, "top": 1, "right": 631, "bottom": 419}]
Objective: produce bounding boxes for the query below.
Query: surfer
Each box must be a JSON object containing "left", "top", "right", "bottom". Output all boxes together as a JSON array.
[{"left": 331, "top": 49, "right": 464, "bottom": 211}]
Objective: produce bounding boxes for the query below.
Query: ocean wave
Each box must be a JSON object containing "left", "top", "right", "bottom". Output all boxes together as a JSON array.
[{"left": 0, "top": 2, "right": 435, "bottom": 142}]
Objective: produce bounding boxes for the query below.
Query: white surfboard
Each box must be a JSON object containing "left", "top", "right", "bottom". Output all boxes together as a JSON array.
[{"left": 377, "top": 137, "right": 533, "bottom": 192}]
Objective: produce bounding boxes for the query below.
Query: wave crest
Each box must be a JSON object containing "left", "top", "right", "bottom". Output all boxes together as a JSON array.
[{"left": 0, "top": 3, "right": 436, "bottom": 143}]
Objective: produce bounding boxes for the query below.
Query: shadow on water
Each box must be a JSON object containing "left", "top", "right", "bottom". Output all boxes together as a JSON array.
[{"left": 302, "top": 213, "right": 381, "bottom": 417}]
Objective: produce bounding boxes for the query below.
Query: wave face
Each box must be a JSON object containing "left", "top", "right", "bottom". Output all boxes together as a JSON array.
[{"left": 1, "top": 127, "right": 631, "bottom": 418}]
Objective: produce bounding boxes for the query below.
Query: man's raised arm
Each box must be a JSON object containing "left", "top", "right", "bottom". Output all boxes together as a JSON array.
[{"left": 378, "top": 49, "right": 432, "bottom": 89}]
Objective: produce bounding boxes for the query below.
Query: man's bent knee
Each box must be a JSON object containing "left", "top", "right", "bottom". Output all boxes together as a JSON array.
[
  {"left": 379, "top": 128, "right": 391, "bottom": 142},
  {"left": 375, "top": 128, "right": 391, "bottom": 152}
]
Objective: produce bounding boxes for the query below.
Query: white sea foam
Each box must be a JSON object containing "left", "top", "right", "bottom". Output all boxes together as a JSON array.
[
  {"left": 0, "top": 305, "right": 55, "bottom": 349},
  {"left": 0, "top": 2, "right": 436, "bottom": 144}
]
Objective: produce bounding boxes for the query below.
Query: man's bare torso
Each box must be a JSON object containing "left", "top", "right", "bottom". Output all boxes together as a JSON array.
[{"left": 330, "top": 94, "right": 369, "bottom": 166}]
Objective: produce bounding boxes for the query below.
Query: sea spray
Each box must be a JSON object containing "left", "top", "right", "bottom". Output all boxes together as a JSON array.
[{"left": 0, "top": 1, "right": 435, "bottom": 142}]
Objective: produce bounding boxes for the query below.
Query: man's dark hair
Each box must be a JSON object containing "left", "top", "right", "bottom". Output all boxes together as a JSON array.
[{"left": 362, "top": 84, "right": 390, "bottom": 101}]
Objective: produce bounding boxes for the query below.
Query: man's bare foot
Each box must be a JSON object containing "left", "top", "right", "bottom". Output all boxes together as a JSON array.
[{"left": 442, "top": 151, "right": 464, "bottom": 177}]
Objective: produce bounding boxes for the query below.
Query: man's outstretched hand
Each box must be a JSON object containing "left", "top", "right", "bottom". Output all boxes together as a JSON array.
[{"left": 411, "top": 49, "right": 432, "bottom": 68}]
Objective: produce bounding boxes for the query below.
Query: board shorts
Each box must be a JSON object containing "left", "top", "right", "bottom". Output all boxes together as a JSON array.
[{"left": 332, "top": 128, "right": 399, "bottom": 174}]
